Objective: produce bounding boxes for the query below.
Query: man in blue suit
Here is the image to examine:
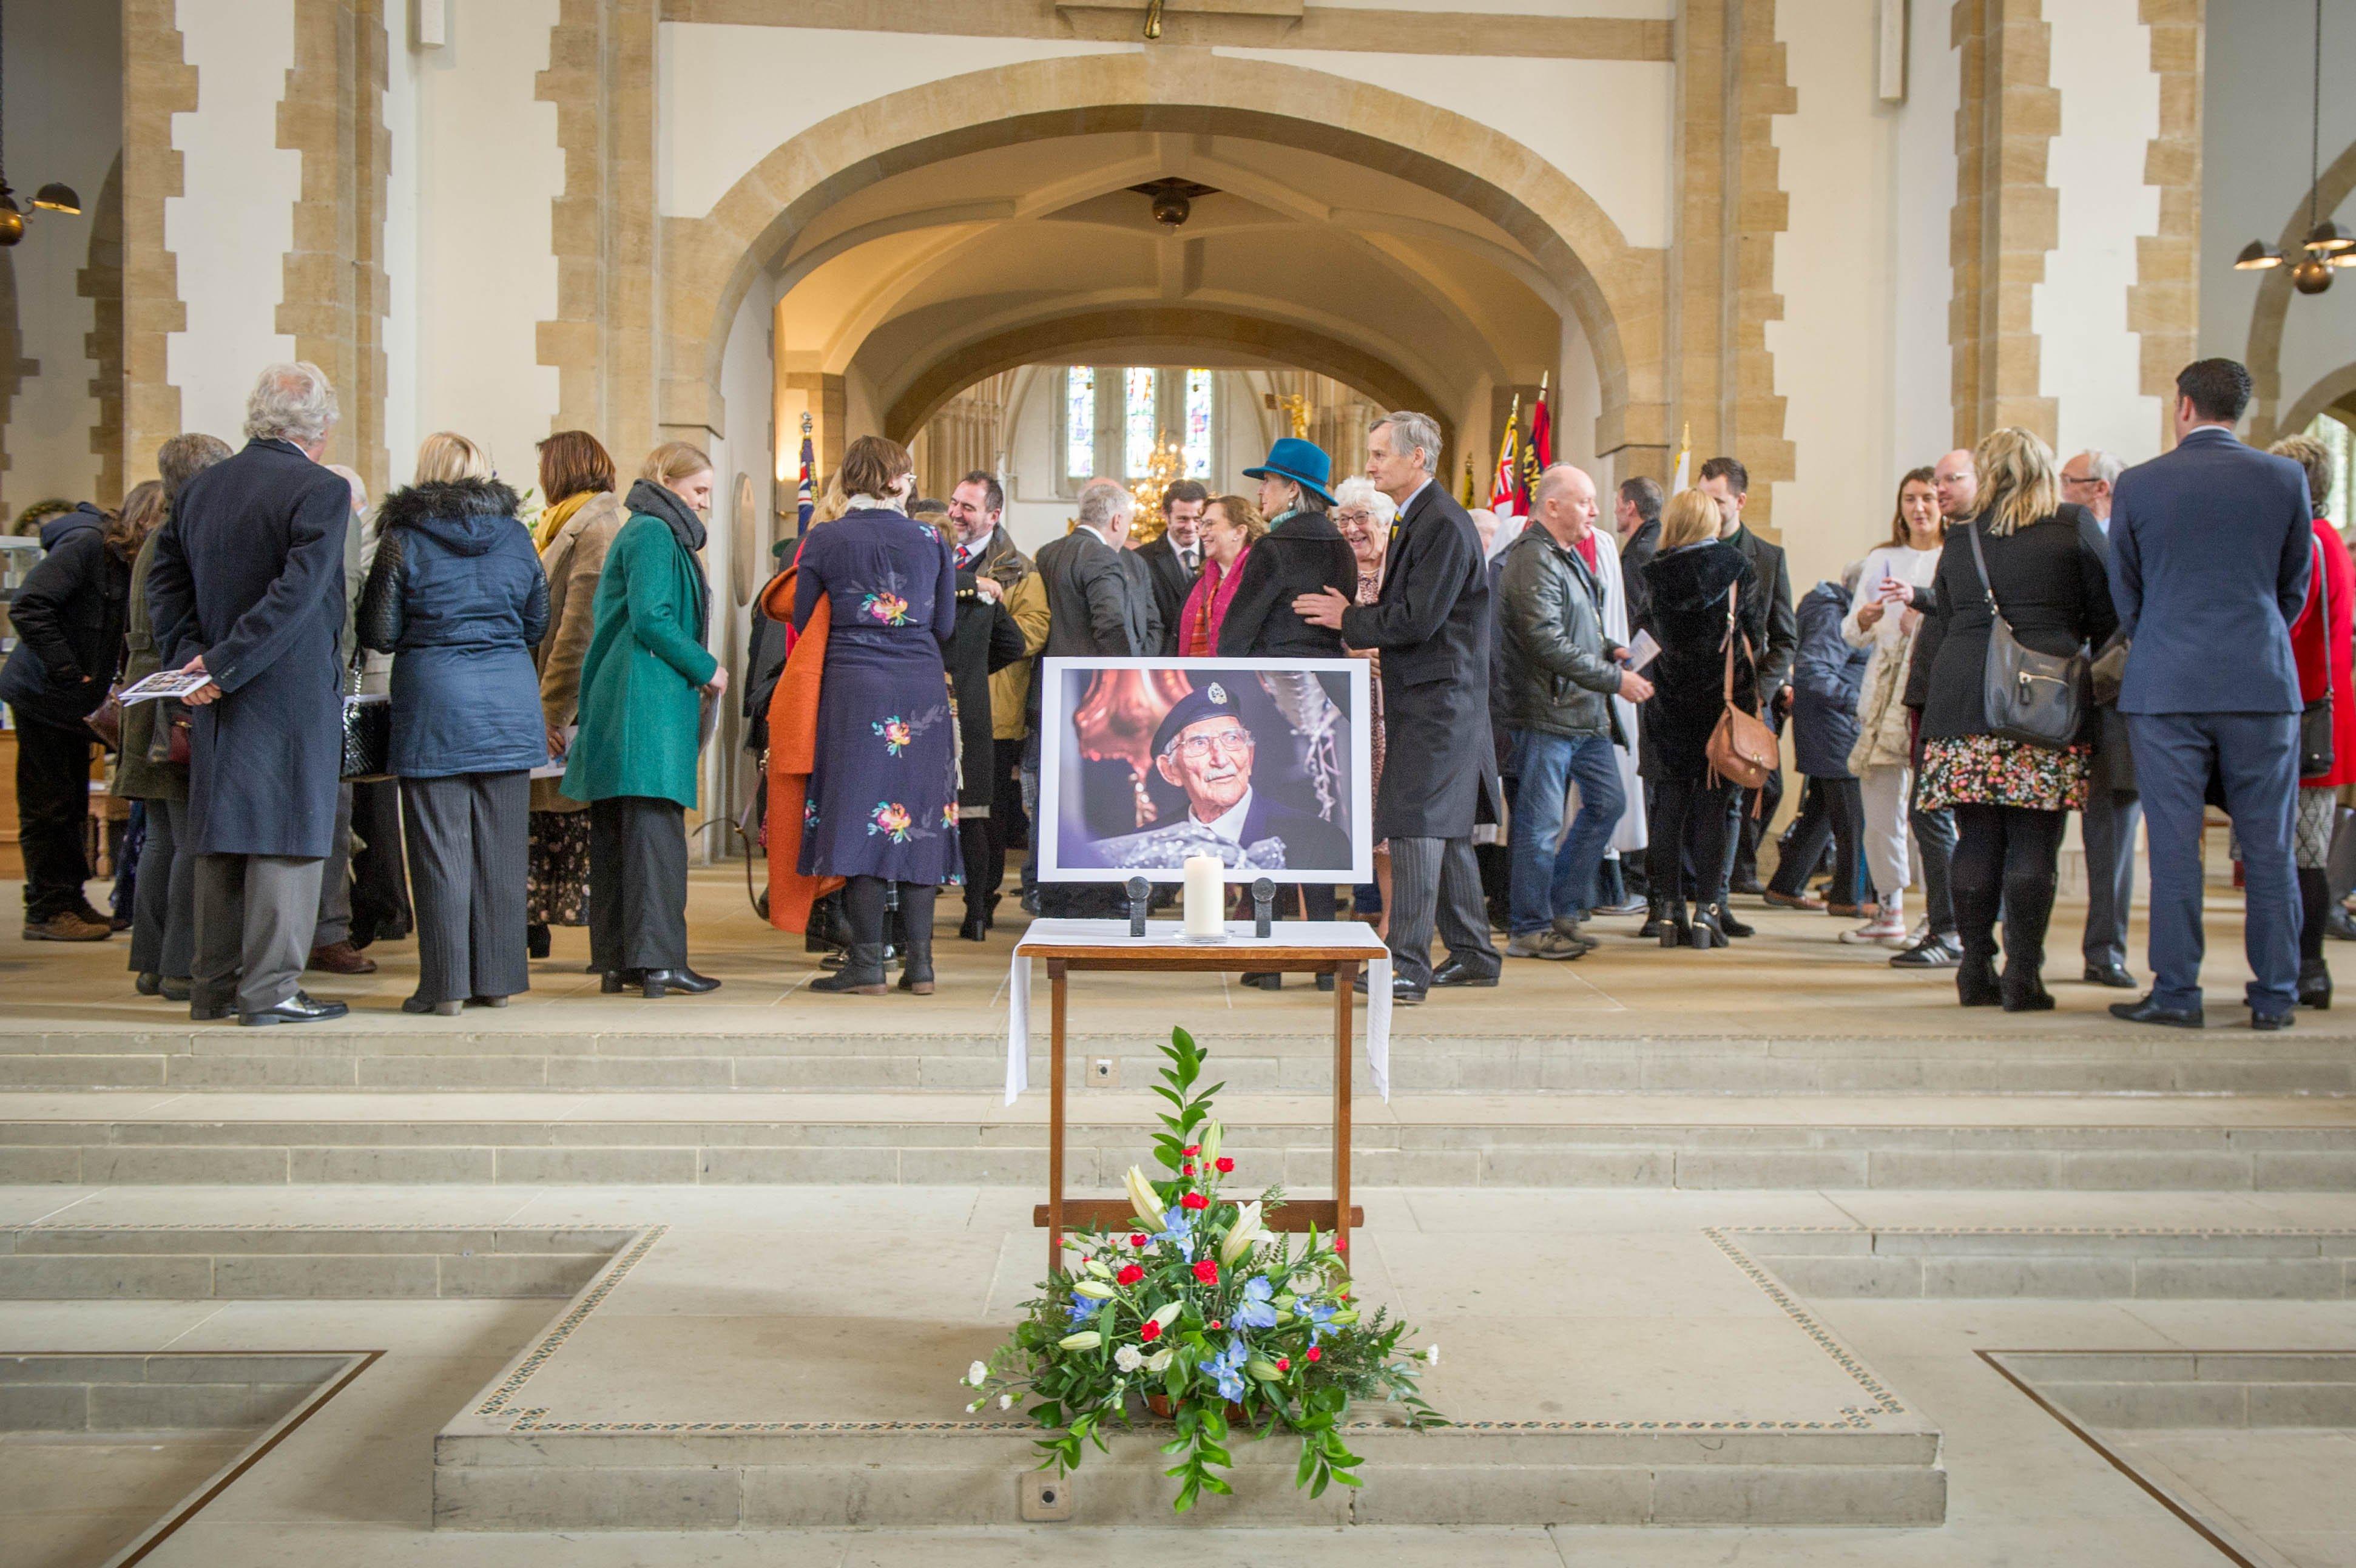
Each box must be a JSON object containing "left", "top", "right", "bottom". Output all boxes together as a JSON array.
[{"left": 2107, "top": 358, "right": 2315, "bottom": 1029}]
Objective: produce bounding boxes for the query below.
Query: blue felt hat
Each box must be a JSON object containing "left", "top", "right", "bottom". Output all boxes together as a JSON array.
[{"left": 1241, "top": 437, "right": 1335, "bottom": 506}]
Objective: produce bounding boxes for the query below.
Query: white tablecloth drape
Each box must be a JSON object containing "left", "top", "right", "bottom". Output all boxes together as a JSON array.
[{"left": 1005, "top": 919, "right": 1393, "bottom": 1104}]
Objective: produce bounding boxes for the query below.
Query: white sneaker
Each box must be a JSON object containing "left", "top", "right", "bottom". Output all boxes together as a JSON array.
[{"left": 1840, "top": 907, "right": 1908, "bottom": 945}]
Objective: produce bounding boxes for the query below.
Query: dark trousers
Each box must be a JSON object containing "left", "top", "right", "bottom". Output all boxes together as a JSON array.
[
  {"left": 192, "top": 853, "right": 323, "bottom": 1015},
  {"left": 1386, "top": 835, "right": 1497, "bottom": 989},
  {"left": 1651, "top": 777, "right": 1732, "bottom": 914},
  {"left": 1912, "top": 800, "right": 1959, "bottom": 937},
  {"left": 349, "top": 777, "right": 413, "bottom": 945},
  {"left": 2081, "top": 786, "right": 2142, "bottom": 969},
  {"left": 1729, "top": 761, "right": 1784, "bottom": 890},
  {"left": 402, "top": 771, "right": 530, "bottom": 1004},
  {"left": 959, "top": 816, "right": 994, "bottom": 917},
  {"left": 1769, "top": 777, "right": 1868, "bottom": 907},
  {"left": 11, "top": 711, "right": 92, "bottom": 921},
  {"left": 314, "top": 782, "right": 354, "bottom": 948},
  {"left": 129, "top": 796, "right": 195, "bottom": 980},
  {"left": 589, "top": 795, "right": 689, "bottom": 973},
  {"left": 1949, "top": 803, "right": 2065, "bottom": 976},
  {"left": 2130, "top": 710, "right": 2301, "bottom": 1015}
]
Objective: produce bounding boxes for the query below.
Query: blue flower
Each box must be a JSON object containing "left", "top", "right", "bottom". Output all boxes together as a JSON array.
[
  {"left": 1204, "top": 1334, "right": 1250, "bottom": 1403},
  {"left": 1152, "top": 1212, "right": 1195, "bottom": 1261},
  {"left": 1232, "top": 1275, "right": 1279, "bottom": 1331},
  {"left": 1065, "top": 1293, "right": 1106, "bottom": 1328},
  {"left": 1300, "top": 1299, "right": 1337, "bottom": 1343}
]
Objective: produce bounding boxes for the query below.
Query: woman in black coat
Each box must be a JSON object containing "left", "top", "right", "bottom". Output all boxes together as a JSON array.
[
  {"left": 1639, "top": 488, "right": 1767, "bottom": 948},
  {"left": 913, "top": 504, "right": 1027, "bottom": 942},
  {"left": 0, "top": 492, "right": 144, "bottom": 941},
  {"left": 1218, "top": 438, "right": 1357, "bottom": 660},
  {"left": 1909, "top": 428, "right": 2116, "bottom": 1012}
]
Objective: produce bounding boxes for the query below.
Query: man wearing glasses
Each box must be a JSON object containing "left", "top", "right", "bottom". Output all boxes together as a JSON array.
[
  {"left": 2062, "top": 448, "right": 2142, "bottom": 990},
  {"left": 1084, "top": 682, "right": 1349, "bottom": 873}
]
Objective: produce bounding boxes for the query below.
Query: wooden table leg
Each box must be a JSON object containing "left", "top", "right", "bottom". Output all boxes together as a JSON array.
[
  {"left": 1048, "top": 959, "right": 1068, "bottom": 1276},
  {"left": 1333, "top": 959, "right": 1354, "bottom": 1260}
]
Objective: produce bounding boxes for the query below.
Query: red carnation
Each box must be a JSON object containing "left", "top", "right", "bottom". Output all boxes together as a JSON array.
[
  {"left": 1306, "top": 1347, "right": 1321, "bottom": 1362},
  {"left": 1183, "top": 1145, "right": 1200, "bottom": 1156},
  {"left": 1215, "top": 1157, "right": 1234, "bottom": 1174},
  {"left": 1139, "top": 1319, "right": 1163, "bottom": 1342},
  {"left": 1181, "top": 1192, "right": 1209, "bottom": 1211},
  {"left": 1207, "top": 1319, "right": 1221, "bottom": 1330},
  {"left": 1193, "top": 1260, "right": 1219, "bottom": 1284},
  {"left": 1182, "top": 1163, "right": 1195, "bottom": 1176},
  {"left": 1277, "top": 1358, "right": 1291, "bottom": 1372},
  {"left": 1117, "top": 1263, "right": 1144, "bottom": 1286},
  {"left": 1130, "top": 1234, "right": 1149, "bottom": 1248}
]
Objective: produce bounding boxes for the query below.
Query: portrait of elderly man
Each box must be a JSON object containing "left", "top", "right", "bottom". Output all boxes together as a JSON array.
[{"left": 1081, "top": 682, "right": 1350, "bottom": 874}]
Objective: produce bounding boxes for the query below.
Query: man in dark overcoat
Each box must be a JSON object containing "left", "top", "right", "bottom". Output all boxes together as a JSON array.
[
  {"left": 1297, "top": 410, "right": 1500, "bottom": 1002},
  {"left": 147, "top": 363, "right": 354, "bottom": 1026}
]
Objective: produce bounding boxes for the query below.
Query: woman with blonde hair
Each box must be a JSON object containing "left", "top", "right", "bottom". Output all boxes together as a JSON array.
[
  {"left": 561, "top": 440, "right": 726, "bottom": 998},
  {"left": 1638, "top": 487, "right": 1767, "bottom": 947},
  {"left": 525, "top": 430, "right": 624, "bottom": 959},
  {"left": 359, "top": 433, "right": 548, "bottom": 1013},
  {"left": 1911, "top": 427, "right": 2116, "bottom": 1010},
  {"left": 791, "top": 434, "right": 959, "bottom": 995}
]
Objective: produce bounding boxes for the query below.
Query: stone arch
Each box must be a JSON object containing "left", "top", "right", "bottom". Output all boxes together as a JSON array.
[
  {"left": 2244, "top": 135, "right": 2356, "bottom": 446},
  {"left": 2277, "top": 359, "right": 2356, "bottom": 444},
  {"left": 882, "top": 306, "right": 1453, "bottom": 455},
  {"left": 658, "top": 50, "right": 1661, "bottom": 465}
]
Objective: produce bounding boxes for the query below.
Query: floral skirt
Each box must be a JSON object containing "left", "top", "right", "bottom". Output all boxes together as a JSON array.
[
  {"left": 527, "top": 809, "right": 590, "bottom": 926},
  {"left": 1916, "top": 734, "right": 2090, "bottom": 813}
]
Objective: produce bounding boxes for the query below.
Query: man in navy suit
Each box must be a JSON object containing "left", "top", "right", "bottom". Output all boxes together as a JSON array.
[{"left": 2107, "top": 359, "right": 2315, "bottom": 1029}]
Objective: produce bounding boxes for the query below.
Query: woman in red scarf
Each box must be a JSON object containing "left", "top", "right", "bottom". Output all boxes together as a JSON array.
[{"left": 1174, "top": 494, "right": 1266, "bottom": 656}]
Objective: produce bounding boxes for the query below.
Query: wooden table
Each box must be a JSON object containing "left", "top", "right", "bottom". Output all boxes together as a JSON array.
[{"left": 1008, "top": 920, "right": 1391, "bottom": 1273}]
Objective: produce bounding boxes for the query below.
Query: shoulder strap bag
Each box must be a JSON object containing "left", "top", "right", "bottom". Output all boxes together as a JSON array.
[
  {"left": 1705, "top": 582, "right": 1778, "bottom": 794},
  {"left": 340, "top": 647, "right": 393, "bottom": 783},
  {"left": 2301, "top": 538, "right": 2336, "bottom": 779},
  {"left": 1965, "top": 519, "right": 2087, "bottom": 750}
]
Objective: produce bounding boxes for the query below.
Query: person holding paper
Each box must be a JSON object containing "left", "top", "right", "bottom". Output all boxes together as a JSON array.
[{"left": 1841, "top": 467, "right": 1946, "bottom": 949}]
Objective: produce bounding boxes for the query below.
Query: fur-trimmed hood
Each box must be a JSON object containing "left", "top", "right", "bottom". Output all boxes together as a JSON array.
[
  {"left": 377, "top": 477, "right": 523, "bottom": 558},
  {"left": 1642, "top": 536, "right": 1747, "bottom": 616}
]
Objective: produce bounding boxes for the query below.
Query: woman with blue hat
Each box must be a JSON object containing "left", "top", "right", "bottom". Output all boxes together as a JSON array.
[{"left": 1217, "top": 436, "right": 1358, "bottom": 660}]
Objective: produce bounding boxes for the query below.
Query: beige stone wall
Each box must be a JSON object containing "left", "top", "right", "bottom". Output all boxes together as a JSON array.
[
  {"left": 79, "top": 158, "right": 127, "bottom": 507},
  {"left": 121, "top": 0, "right": 197, "bottom": 487},
  {"left": 2127, "top": 0, "right": 2202, "bottom": 453},
  {"left": 1949, "top": 0, "right": 2060, "bottom": 448}
]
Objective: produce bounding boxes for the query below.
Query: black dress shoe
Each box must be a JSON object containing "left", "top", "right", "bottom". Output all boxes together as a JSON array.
[
  {"left": 2110, "top": 994, "right": 2204, "bottom": 1029},
  {"left": 190, "top": 1001, "right": 235, "bottom": 1022},
  {"left": 240, "top": 992, "right": 349, "bottom": 1027},
  {"left": 137, "top": 972, "right": 163, "bottom": 996},
  {"left": 2252, "top": 1009, "right": 2297, "bottom": 1031},
  {"left": 1240, "top": 972, "right": 1283, "bottom": 992},
  {"left": 1351, "top": 972, "right": 1427, "bottom": 1005},
  {"left": 600, "top": 968, "right": 643, "bottom": 995},
  {"left": 159, "top": 978, "right": 191, "bottom": 1004},
  {"left": 2300, "top": 958, "right": 2333, "bottom": 1009},
  {"left": 1429, "top": 959, "right": 1500, "bottom": 988},
  {"left": 1316, "top": 973, "right": 1335, "bottom": 992},
  {"left": 527, "top": 923, "right": 552, "bottom": 960},
  {"left": 641, "top": 968, "right": 720, "bottom": 998},
  {"left": 959, "top": 914, "right": 990, "bottom": 942},
  {"left": 2081, "top": 962, "right": 2136, "bottom": 989}
]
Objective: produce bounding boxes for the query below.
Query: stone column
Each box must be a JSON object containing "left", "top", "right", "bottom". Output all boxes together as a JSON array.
[
  {"left": 1949, "top": 0, "right": 2061, "bottom": 448},
  {"left": 2128, "top": 0, "right": 2201, "bottom": 453},
  {"left": 121, "top": 0, "right": 197, "bottom": 486}
]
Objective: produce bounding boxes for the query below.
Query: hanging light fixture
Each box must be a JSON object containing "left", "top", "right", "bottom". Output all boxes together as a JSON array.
[
  {"left": 0, "top": 8, "right": 82, "bottom": 248},
  {"left": 2239, "top": 0, "right": 2343, "bottom": 292}
]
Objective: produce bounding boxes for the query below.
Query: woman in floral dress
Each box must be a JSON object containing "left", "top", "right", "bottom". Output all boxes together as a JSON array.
[{"left": 793, "top": 436, "right": 960, "bottom": 996}]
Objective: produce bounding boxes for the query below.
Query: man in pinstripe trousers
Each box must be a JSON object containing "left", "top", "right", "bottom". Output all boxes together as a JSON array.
[{"left": 1296, "top": 411, "right": 1501, "bottom": 1003}]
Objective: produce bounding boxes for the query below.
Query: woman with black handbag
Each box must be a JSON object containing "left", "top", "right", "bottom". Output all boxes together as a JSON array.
[
  {"left": 2272, "top": 434, "right": 2354, "bottom": 1009},
  {"left": 1911, "top": 427, "right": 2118, "bottom": 1011}
]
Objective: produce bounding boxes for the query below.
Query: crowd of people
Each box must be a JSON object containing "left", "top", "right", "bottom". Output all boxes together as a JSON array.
[{"left": 2, "top": 356, "right": 2338, "bottom": 1027}]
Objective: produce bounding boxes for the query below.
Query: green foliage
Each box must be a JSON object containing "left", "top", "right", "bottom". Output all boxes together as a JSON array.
[{"left": 964, "top": 1027, "right": 1445, "bottom": 1513}]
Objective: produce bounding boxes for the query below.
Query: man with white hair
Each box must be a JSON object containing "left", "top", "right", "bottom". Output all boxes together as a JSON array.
[
  {"left": 2062, "top": 448, "right": 2141, "bottom": 988},
  {"left": 147, "top": 363, "right": 354, "bottom": 1026},
  {"left": 1297, "top": 410, "right": 1500, "bottom": 1002}
]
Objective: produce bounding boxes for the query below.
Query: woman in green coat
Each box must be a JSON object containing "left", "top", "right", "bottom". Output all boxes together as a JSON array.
[{"left": 560, "top": 442, "right": 727, "bottom": 998}]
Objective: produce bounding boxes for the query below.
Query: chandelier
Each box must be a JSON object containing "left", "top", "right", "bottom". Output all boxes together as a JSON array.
[
  {"left": 0, "top": 7, "right": 81, "bottom": 246},
  {"left": 2233, "top": 0, "right": 2353, "bottom": 292},
  {"left": 1129, "top": 431, "right": 1186, "bottom": 538}
]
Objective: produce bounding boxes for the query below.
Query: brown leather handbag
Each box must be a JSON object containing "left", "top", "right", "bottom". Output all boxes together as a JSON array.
[{"left": 1705, "top": 583, "right": 1778, "bottom": 792}]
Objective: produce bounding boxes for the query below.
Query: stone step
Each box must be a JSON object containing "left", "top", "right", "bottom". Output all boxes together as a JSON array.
[
  {"left": 6, "top": 1092, "right": 2354, "bottom": 1189},
  {"left": 0, "top": 1223, "right": 634, "bottom": 1300},
  {"left": 1736, "top": 1226, "right": 2356, "bottom": 1300},
  {"left": 4, "top": 1024, "right": 2352, "bottom": 1095}
]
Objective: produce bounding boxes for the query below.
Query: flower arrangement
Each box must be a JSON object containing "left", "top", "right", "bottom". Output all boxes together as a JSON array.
[{"left": 965, "top": 1028, "right": 1442, "bottom": 1512}]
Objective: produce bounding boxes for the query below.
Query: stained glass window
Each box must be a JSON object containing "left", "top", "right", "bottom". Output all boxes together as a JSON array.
[
  {"left": 2306, "top": 412, "right": 2354, "bottom": 527},
  {"left": 1064, "top": 367, "right": 1096, "bottom": 479},
  {"left": 1183, "top": 369, "right": 1214, "bottom": 478},
  {"left": 1124, "top": 368, "right": 1159, "bottom": 478}
]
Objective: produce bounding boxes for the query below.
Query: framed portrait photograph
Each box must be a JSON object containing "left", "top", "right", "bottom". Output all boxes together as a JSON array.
[{"left": 1036, "top": 657, "right": 1372, "bottom": 884}]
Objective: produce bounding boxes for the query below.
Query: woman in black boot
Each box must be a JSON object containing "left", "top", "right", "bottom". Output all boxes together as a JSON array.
[
  {"left": 794, "top": 437, "right": 960, "bottom": 996},
  {"left": 2273, "top": 433, "right": 2354, "bottom": 1010},
  {"left": 1911, "top": 428, "right": 2117, "bottom": 1012},
  {"left": 1638, "top": 489, "right": 1766, "bottom": 950}
]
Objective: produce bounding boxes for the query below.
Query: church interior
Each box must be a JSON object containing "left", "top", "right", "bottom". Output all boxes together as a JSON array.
[{"left": 3, "top": 1, "right": 2356, "bottom": 1563}]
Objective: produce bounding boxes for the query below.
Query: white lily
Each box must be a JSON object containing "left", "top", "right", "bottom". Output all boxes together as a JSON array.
[
  {"left": 967, "top": 1360, "right": 989, "bottom": 1387},
  {"left": 1123, "top": 1165, "right": 1166, "bottom": 1234},
  {"left": 1059, "top": 1330, "right": 1102, "bottom": 1350},
  {"left": 1144, "top": 1348, "right": 1174, "bottom": 1373},
  {"left": 1148, "top": 1300, "right": 1183, "bottom": 1331},
  {"left": 1084, "top": 1258, "right": 1113, "bottom": 1280},
  {"left": 1200, "top": 1120, "right": 1223, "bottom": 1164},
  {"left": 1072, "top": 1279, "right": 1116, "bottom": 1299},
  {"left": 1219, "top": 1200, "right": 1264, "bottom": 1266}
]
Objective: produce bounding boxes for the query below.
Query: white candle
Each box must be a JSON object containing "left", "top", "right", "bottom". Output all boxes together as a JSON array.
[{"left": 1183, "top": 855, "right": 1224, "bottom": 938}]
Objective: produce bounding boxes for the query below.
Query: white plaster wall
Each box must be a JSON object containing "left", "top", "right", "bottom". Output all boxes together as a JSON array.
[
  {"left": 382, "top": 1, "right": 425, "bottom": 487},
  {"left": 1768, "top": 0, "right": 1906, "bottom": 598},
  {"left": 1219, "top": 47, "right": 1672, "bottom": 250},
  {"left": 657, "top": 25, "right": 1135, "bottom": 220},
  {"left": 1320, "top": 0, "right": 1669, "bottom": 13},
  {"left": 2039, "top": 0, "right": 2163, "bottom": 465},
  {"left": 408, "top": 0, "right": 561, "bottom": 485},
  {"left": 167, "top": 0, "right": 300, "bottom": 450},
  {"left": 2202, "top": 0, "right": 2356, "bottom": 429},
  {"left": 2, "top": 0, "right": 120, "bottom": 511},
  {"left": 704, "top": 279, "right": 776, "bottom": 834},
  {"left": 1889, "top": 0, "right": 1962, "bottom": 472}
]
